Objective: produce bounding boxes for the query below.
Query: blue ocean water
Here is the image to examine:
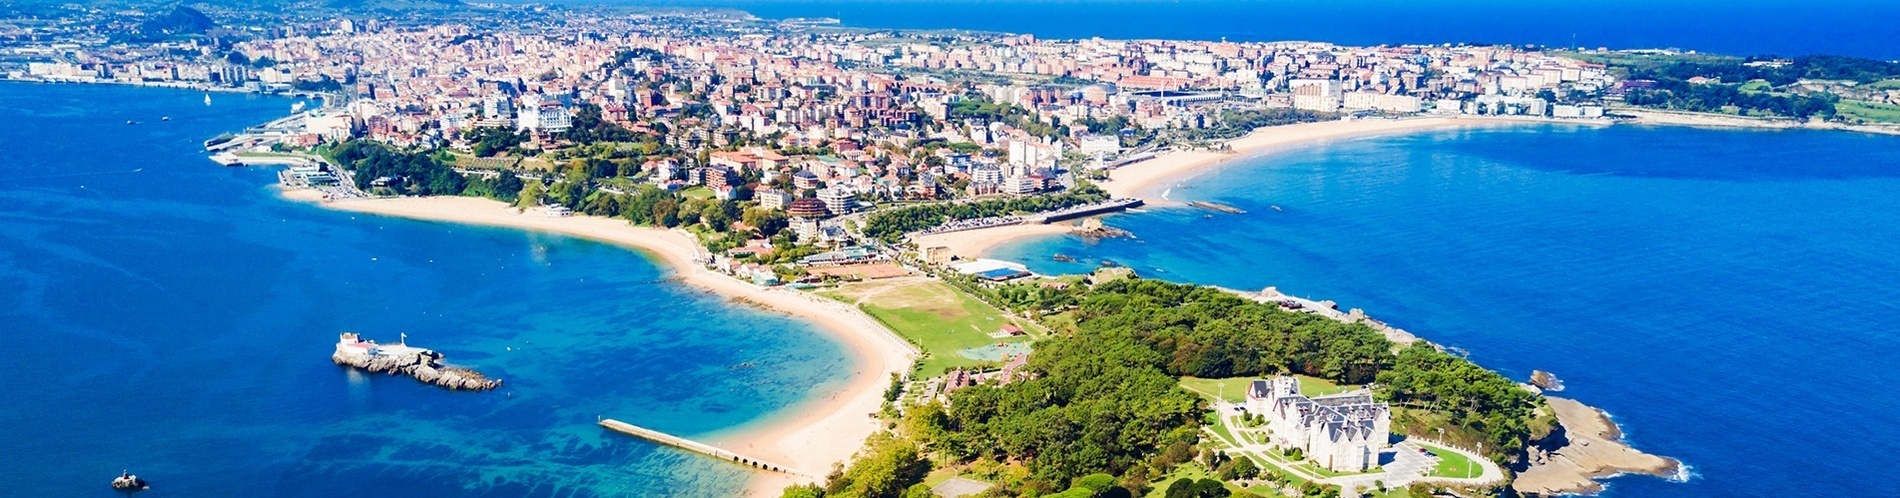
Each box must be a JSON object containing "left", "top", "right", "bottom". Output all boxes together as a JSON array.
[
  {"left": 0, "top": 82, "right": 851, "bottom": 496},
  {"left": 991, "top": 123, "right": 1900, "bottom": 495},
  {"left": 603, "top": 0, "right": 1900, "bottom": 59}
]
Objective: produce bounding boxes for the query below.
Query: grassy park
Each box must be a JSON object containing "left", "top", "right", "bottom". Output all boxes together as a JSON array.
[
  {"left": 1414, "top": 441, "right": 1482, "bottom": 479},
  {"left": 1180, "top": 375, "right": 1356, "bottom": 403},
  {"left": 1838, "top": 100, "right": 1900, "bottom": 123},
  {"left": 818, "top": 277, "right": 1041, "bottom": 375}
]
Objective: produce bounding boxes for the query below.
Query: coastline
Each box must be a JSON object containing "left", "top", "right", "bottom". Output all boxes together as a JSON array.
[
  {"left": 925, "top": 115, "right": 1585, "bottom": 260},
  {"left": 1617, "top": 107, "right": 1900, "bottom": 136},
  {"left": 1098, "top": 116, "right": 1576, "bottom": 203},
  {"left": 911, "top": 221, "right": 1077, "bottom": 261},
  {"left": 944, "top": 116, "right": 1683, "bottom": 494},
  {"left": 286, "top": 192, "right": 917, "bottom": 496},
  {"left": 1515, "top": 398, "right": 1682, "bottom": 496}
]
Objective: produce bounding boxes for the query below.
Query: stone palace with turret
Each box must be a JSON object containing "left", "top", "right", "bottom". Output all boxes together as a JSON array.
[{"left": 1246, "top": 376, "right": 1392, "bottom": 472}]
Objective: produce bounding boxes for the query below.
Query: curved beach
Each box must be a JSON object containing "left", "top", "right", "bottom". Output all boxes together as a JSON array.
[
  {"left": 911, "top": 222, "right": 1077, "bottom": 261},
  {"left": 292, "top": 193, "right": 916, "bottom": 496},
  {"left": 1100, "top": 116, "right": 1556, "bottom": 202},
  {"left": 926, "top": 116, "right": 1557, "bottom": 260}
]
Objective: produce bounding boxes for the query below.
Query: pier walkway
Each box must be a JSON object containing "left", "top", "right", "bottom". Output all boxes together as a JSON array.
[{"left": 598, "top": 419, "right": 810, "bottom": 478}]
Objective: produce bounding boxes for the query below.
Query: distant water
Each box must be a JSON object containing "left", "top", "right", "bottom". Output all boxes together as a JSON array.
[
  {"left": 597, "top": 0, "right": 1900, "bottom": 59},
  {"left": 992, "top": 124, "right": 1900, "bottom": 495},
  {"left": 0, "top": 82, "right": 851, "bottom": 496}
]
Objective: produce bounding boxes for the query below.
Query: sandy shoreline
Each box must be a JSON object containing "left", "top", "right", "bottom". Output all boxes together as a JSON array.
[
  {"left": 1099, "top": 116, "right": 1582, "bottom": 202},
  {"left": 916, "top": 116, "right": 1578, "bottom": 260},
  {"left": 911, "top": 222, "right": 1077, "bottom": 261},
  {"left": 288, "top": 193, "right": 915, "bottom": 496}
]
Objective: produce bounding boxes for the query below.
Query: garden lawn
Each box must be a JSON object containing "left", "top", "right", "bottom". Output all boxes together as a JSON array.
[{"left": 818, "top": 278, "right": 1039, "bottom": 375}]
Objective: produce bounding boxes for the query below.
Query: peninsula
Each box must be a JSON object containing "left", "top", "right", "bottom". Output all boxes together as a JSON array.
[{"left": 4, "top": 2, "right": 1796, "bottom": 496}]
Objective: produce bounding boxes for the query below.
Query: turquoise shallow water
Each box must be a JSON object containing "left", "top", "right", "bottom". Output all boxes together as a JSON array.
[
  {"left": 992, "top": 123, "right": 1900, "bottom": 496},
  {"left": 0, "top": 82, "right": 851, "bottom": 496}
]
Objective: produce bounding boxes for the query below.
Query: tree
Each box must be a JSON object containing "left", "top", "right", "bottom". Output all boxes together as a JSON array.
[
  {"left": 780, "top": 484, "right": 825, "bottom": 498},
  {"left": 1232, "top": 457, "right": 1258, "bottom": 480},
  {"left": 834, "top": 432, "right": 929, "bottom": 498},
  {"left": 651, "top": 198, "right": 680, "bottom": 227},
  {"left": 1163, "top": 478, "right": 1227, "bottom": 498}
]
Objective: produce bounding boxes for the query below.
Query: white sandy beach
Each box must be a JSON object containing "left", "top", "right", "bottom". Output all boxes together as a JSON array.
[
  {"left": 911, "top": 222, "right": 1076, "bottom": 261},
  {"left": 292, "top": 193, "right": 916, "bottom": 496},
  {"left": 1099, "top": 116, "right": 1555, "bottom": 202},
  {"left": 908, "top": 116, "right": 1556, "bottom": 260}
]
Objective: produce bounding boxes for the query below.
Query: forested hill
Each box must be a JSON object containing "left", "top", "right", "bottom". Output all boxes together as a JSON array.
[{"left": 808, "top": 277, "right": 1552, "bottom": 497}]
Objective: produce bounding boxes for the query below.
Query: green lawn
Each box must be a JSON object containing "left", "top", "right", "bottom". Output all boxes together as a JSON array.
[
  {"left": 1204, "top": 413, "right": 1239, "bottom": 447},
  {"left": 1737, "top": 79, "right": 1773, "bottom": 93},
  {"left": 1179, "top": 374, "right": 1353, "bottom": 404},
  {"left": 1838, "top": 100, "right": 1900, "bottom": 123},
  {"left": 678, "top": 185, "right": 715, "bottom": 200},
  {"left": 1414, "top": 441, "right": 1482, "bottom": 479},
  {"left": 1295, "top": 375, "right": 1351, "bottom": 397},
  {"left": 1869, "top": 79, "right": 1900, "bottom": 90},
  {"left": 1294, "top": 461, "right": 1375, "bottom": 479},
  {"left": 1180, "top": 377, "right": 1255, "bottom": 403},
  {"left": 818, "top": 279, "right": 1039, "bottom": 376}
]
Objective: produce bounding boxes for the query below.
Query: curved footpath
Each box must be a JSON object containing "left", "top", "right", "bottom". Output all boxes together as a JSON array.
[{"left": 285, "top": 191, "right": 918, "bottom": 496}]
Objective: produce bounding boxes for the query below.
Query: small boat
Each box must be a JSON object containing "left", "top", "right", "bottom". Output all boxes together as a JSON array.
[
  {"left": 204, "top": 93, "right": 212, "bottom": 106},
  {"left": 111, "top": 470, "right": 149, "bottom": 492},
  {"left": 125, "top": 120, "right": 137, "bottom": 125},
  {"left": 1271, "top": 205, "right": 1283, "bottom": 212}
]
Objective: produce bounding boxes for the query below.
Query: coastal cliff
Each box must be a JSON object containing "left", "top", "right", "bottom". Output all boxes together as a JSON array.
[{"left": 1513, "top": 397, "right": 1679, "bottom": 495}]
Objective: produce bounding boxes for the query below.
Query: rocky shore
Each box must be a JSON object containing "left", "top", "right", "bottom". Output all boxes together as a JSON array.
[
  {"left": 1514, "top": 397, "right": 1679, "bottom": 496},
  {"left": 331, "top": 340, "right": 501, "bottom": 391}
]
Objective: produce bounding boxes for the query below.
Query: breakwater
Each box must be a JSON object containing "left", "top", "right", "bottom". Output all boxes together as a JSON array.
[
  {"left": 1031, "top": 197, "right": 1145, "bottom": 223},
  {"left": 598, "top": 419, "right": 808, "bottom": 477},
  {"left": 330, "top": 333, "right": 501, "bottom": 391}
]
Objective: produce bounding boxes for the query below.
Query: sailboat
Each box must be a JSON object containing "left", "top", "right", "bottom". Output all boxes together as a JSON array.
[{"left": 203, "top": 93, "right": 212, "bottom": 106}]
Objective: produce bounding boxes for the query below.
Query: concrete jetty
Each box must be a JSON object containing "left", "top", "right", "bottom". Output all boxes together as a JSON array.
[{"left": 597, "top": 418, "right": 808, "bottom": 477}]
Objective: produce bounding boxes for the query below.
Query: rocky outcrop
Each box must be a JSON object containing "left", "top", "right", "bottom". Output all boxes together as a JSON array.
[
  {"left": 332, "top": 349, "right": 501, "bottom": 391},
  {"left": 1530, "top": 370, "right": 1564, "bottom": 392},
  {"left": 1514, "top": 397, "right": 1678, "bottom": 496},
  {"left": 111, "top": 471, "right": 149, "bottom": 492}
]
